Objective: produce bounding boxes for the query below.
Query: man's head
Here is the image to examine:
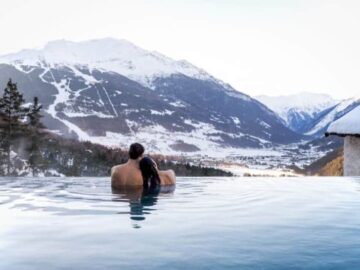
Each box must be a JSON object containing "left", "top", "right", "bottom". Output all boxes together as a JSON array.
[{"left": 128, "top": 143, "right": 145, "bottom": 160}]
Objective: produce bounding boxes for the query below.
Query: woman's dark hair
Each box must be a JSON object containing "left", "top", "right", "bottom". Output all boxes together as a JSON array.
[
  {"left": 139, "top": 157, "right": 161, "bottom": 190},
  {"left": 129, "top": 143, "right": 145, "bottom": 160}
]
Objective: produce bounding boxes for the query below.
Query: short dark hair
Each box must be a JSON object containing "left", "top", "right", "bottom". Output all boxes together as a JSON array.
[{"left": 128, "top": 143, "right": 145, "bottom": 159}]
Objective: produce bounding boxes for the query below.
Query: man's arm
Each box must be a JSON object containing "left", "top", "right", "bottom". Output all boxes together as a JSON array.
[{"left": 111, "top": 166, "right": 123, "bottom": 188}]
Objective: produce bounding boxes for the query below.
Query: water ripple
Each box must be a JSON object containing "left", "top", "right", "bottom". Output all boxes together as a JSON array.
[{"left": 2, "top": 177, "right": 360, "bottom": 269}]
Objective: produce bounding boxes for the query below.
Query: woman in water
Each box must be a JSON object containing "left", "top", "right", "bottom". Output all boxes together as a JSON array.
[{"left": 139, "top": 157, "right": 176, "bottom": 190}]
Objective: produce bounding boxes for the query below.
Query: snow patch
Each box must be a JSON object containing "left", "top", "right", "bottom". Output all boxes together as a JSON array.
[
  {"left": 258, "top": 120, "right": 270, "bottom": 129},
  {"left": 63, "top": 110, "right": 115, "bottom": 118},
  {"left": 150, "top": 109, "right": 174, "bottom": 115},
  {"left": 231, "top": 117, "right": 241, "bottom": 125},
  {"left": 169, "top": 101, "right": 186, "bottom": 108}
]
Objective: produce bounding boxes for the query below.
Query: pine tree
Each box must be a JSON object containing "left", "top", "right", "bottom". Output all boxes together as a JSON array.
[
  {"left": 28, "top": 97, "right": 42, "bottom": 128},
  {"left": 26, "top": 97, "right": 43, "bottom": 176},
  {"left": 0, "top": 111, "right": 6, "bottom": 174},
  {"left": 0, "top": 79, "right": 28, "bottom": 175}
]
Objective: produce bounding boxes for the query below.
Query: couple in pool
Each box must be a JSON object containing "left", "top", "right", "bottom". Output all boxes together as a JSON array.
[{"left": 111, "top": 143, "right": 176, "bottom": 190}]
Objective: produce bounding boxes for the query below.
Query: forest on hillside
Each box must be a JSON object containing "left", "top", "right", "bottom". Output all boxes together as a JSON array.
[{"left": 0, "top": 79, "right": 232, "bottom": 177}]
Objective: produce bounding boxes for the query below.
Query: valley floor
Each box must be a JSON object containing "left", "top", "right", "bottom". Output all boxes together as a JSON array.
[
  {"left": 171, "top": 142, "right": 333, "bottom": 176},
  {"left": 217, "top": 165, "right": 299, "bottom": 177}
]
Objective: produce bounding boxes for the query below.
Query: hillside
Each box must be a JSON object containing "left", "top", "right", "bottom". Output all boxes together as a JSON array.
[
  {"left": 0, "top": 38, "right": 304, "bottom": 158},
  {"left": 300, "top": 148, "right": 343, "bottom": 176},
  {"left": 318, "top": 155, "right": 343, "bottom": 176},
  {"left": 0, "top": 123, "right": 232, "bottom": 177}
]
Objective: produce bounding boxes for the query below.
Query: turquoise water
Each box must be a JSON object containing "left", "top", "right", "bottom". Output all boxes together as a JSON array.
[{"left": 1, "top": 177, "right": 360, "bottom": 269}]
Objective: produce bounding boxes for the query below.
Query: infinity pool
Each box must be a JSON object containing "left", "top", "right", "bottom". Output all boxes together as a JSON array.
[{"left": 1, "top": 177, "right": 360, "bottom": 269}]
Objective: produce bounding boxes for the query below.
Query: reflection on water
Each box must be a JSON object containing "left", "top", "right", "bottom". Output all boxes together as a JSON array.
[
  {"left": 0, "top": 177, "right": 175, "bottom": 221},
  {"left": 1, "top": 177, "right": 360, "bottom": 270},
  {"left": 112, "top": 186, "right": 175, "bottom": 226}
]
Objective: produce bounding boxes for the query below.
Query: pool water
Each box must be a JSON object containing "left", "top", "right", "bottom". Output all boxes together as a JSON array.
[{"left": 1, "top": 177, "right": 360, "bottom": 269}]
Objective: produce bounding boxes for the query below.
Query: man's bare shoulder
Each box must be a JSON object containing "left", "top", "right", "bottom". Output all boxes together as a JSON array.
[
  {"left": 111, "top": 161, "right": 143, "bottom": 188},
  {"left": 111, "top": 164, "right": 127, "bottom": 187},
  {"left": 113, "top": 162, "right": 137, "bottom": 176},
  {"left": 111, "top": 163, "right": 126, "bottom": 174}
]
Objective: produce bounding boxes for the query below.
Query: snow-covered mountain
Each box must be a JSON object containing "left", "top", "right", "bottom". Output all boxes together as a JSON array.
[
  {"left": 0, "top": 38, "right": 304, "bottom": 157},
  {"left": 305, "top": 96, "right": 360, "bottom": 137},
  {"left": 0, "top": 38, "right": 218, "bottom": 89},
  {"left": 256, "top": 93, "right": 338, "bottom": 134}
]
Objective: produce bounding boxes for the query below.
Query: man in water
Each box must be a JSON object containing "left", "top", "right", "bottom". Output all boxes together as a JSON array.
[{"left": 111, "top": 143, "right": 145, "bottom": 188}]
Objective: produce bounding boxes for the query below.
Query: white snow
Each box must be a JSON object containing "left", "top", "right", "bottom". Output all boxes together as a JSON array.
[
  {"left": 231, "top": 117, "right": 241, "bottom": 125},
  {"left": 38, "top": 66, "right": 93, "bottom": 141},
  {"left": 306, "top": 96, "right": 360, "bottom": 135},
  {"left": 47, "top": 169, "right": 66, "bottom": 177},
  {"left": 0, "top": 38, "right": 254, "bottom": 106},
  {"left": 63, "top": 111, "right": 115, "bottom": 118},
  {"left": 93, "top": 85, "right": 105, "bottom": 106},
  {"left": 101, "top": 86, "right": 118, "bottom": 117},
  {"left": 169, "top": 101, "right": 186, "bottom": 108},
  {"left": 81, "top": 125, "right": 280, "bottom": 159},
  {"left": 74, "top": 85, "right": 91, "bottom": 98},
  {"left": 123, "top": 109, "right": 139, "bottom": 114},
  {"left": 12, "top": 64, "right": 36, "bottom": 74},
  {"left": 256, "top": 92, "right": 338, "bottom": 124},
  {"left": 21, "top": 102, "right": 32, "bottom": 108},
  {"left": 42, "top": 113, "right": 276, "bottom": 160},
  {"left": 258, "top": 120, "right": 270, "bottom": 129},
  {"left": 218, "top": 164, "right": 298, "bottom": 177},
  {"left": 327, "top": 105, "right": 360, "bottom": 134},
  {"left": 150, "top": 109, "right": 174, "bottom": 115},
  {"left": 0, "top": 38, "right": 214, "bottom": 88},
  {"left": 46, "top": 78, "right": 71, "bottom": 116},
  {"left": 225, "top": 90, "right": 251, "bottom": 102},
  {"left": 67, "top": 65, "right": 100, "bottom": 84}
]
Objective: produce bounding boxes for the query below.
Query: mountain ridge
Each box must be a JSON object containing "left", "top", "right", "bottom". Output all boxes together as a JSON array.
[
  {"left": 0, "top": 38, "right": 304, "bottom": 158},
  {"left": 305, "top": 96, "right": 360, "bottom": 136},
  {"left": 256, "top": 93, "right": 338, "bottom": 133},
  {"left": 0, "top": 38, "right": 223, "bottom": 90}
]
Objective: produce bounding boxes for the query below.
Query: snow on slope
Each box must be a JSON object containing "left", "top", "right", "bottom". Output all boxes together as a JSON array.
[
  {"left": 83, "top": 122, "right": 281, "bottom": 159},
  {"left": 256, "top": 92, "right": 338, "bottom": 123},
  {"left": 0, "top": 38, "right": 306, "bottom": 164},
  {"left": 0, "top": 38, "right": 213, "bottom": 88},
  {"left": 307, "top": 96, "right": 360, "bottom": 136}
]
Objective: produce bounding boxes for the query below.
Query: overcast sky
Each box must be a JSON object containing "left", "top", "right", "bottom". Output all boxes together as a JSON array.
[{"left": 0, "top": 0, "right": 359, "bottom": 99}]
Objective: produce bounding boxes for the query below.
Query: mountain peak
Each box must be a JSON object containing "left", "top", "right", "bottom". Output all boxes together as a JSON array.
[
  {"left": 256, "top": 92, "right": 339, "bottom": 133},
  {"left": 0, "top": 38, "right": 212, "bottom": 87},
  {"left": 256, "top": 92, "right": 338, "bottom": 115}
]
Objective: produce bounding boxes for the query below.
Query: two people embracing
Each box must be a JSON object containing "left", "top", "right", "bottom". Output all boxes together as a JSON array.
[{"left": 111, "top": 143, "right": 176, "bottom": 190}]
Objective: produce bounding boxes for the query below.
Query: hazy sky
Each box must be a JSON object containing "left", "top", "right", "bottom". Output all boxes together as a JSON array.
[{"left": 0, "top": 0, "right": 359, "bottom": 99}]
